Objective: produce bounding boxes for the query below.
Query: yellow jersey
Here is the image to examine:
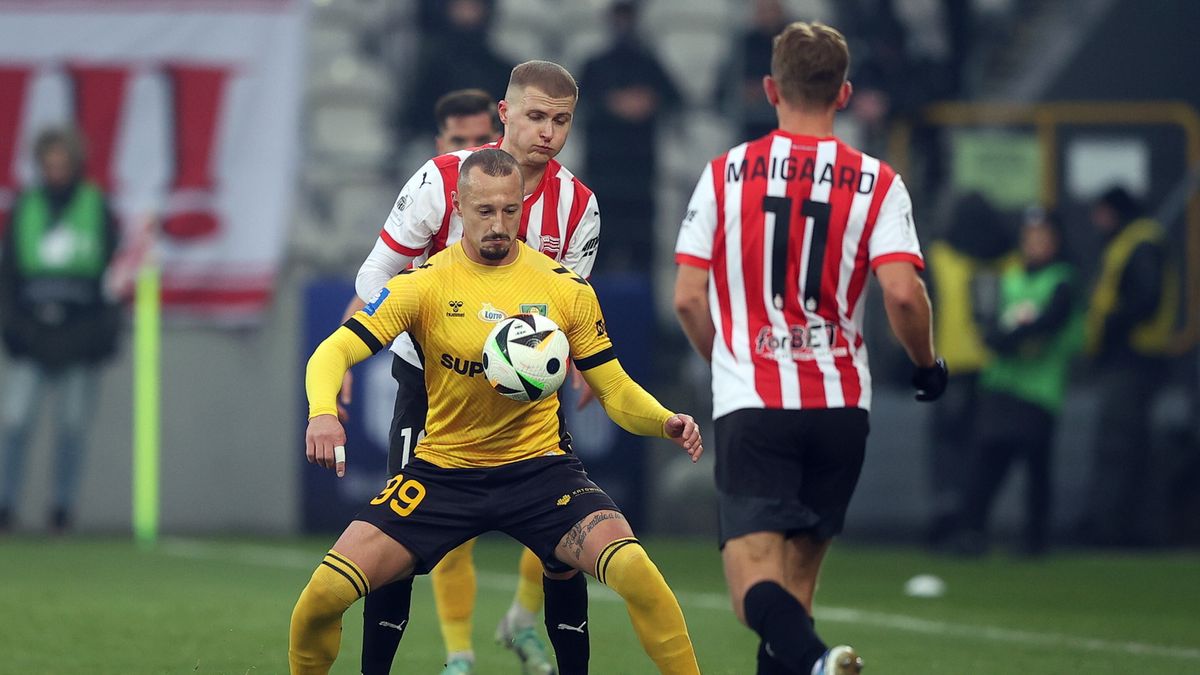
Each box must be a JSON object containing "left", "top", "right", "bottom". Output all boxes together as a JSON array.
[{"left": 308, "top": 241, "right": 672, "bottom": 468}]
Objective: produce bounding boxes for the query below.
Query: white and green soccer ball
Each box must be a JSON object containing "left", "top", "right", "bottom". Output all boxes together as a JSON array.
[{"left": 482, "top": 313, "right": 570, "bottom": 402}]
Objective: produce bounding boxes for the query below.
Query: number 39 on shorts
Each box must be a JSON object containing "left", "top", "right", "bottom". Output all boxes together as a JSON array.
[{"left": 370, "top": 475, "right": 427, "bottom": 517}]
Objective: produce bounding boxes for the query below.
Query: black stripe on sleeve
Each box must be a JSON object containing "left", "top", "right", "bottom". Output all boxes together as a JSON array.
[
  {"left": 320, "top": 560, "right": 365, "bottom": 597},
  {"left": 573, "top": 347, "right": 616, "bottom": 372},
  {"left": 343, "top": 318, "right": 385, "bottom": 354}
]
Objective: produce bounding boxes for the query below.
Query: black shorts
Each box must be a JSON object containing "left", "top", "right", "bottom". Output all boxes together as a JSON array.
[
  {"left": 355, "top": 454, "right": 620, "bottom": 575},
  {"left": 714, "top": 407, "right": 868, "bottom": 545},
  {"left": 386, "top": 354, "right": 428, "bottom": 476}
]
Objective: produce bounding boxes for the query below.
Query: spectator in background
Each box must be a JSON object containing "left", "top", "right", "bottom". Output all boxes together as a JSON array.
[
  {"left": 924, "top": 193, "right": 1015, "bottom": 549},
  {"left": 713, "top": 0, "right": 791, "bottom": 142},
  {"left": 1080, "top": 186, "right": 1177, "bottom": 547},
  {"left": 399, "top": 0, "right": 512, "bottom": 142},
  {"left": 953, "top": 210, "right": 1080, "bottom": 556},
  {"left": 0, "top": 127, "right": 120, "bottom": 534},
  {"left": 580, "top": 0, "right": 682, "bottom": 271}
]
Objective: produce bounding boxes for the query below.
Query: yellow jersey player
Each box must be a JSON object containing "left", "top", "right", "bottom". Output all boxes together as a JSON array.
[
  {"left": 342, "top": 81, "right": 596, "bottom": 675},
  {"left": 290, "top": 148, "right": 702, "bottom": 675}
]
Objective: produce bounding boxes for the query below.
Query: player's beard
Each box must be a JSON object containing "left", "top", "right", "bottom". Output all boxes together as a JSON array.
[{"left": 480, "top": 237, "right": 511, "bottom": 260}]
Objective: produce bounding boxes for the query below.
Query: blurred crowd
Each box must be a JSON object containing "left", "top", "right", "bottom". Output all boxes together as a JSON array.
[
  {"left": 372, "top": 0, "right": 1198, "bottom": 552},
  {"left": 2, "top": 0, "right": 1195, "bottom": 548}
]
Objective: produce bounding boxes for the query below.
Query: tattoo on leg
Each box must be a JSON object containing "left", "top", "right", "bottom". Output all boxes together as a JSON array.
[{"left": 563, "top": 511, "right": 625, "bottom": 561}]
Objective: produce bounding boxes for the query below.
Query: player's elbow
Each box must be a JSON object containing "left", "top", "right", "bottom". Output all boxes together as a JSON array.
[
  {"left": 354, "top": 269, "right": 387, "bottom": 304},
  {"left": 672, "top": 282, "right": 707, "bottom": 322},
  {"left": 672, "top": 292, "right": 705, "bottom": 322},
  {"left": 880, "top": 273, "right": 927, "bottom": 315}
]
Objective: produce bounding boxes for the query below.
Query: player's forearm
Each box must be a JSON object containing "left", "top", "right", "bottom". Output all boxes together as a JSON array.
[
  {"left": 580, "top": 359, "right": 672, "bottom": 438},
  {"left": 674, "top": 298, "right": 715, "bottom": 363},
  {"left": 883, "top": 285, "right": 936, "bottom": 368},
  {"left": 306, "top": 327, "right": 375, "bottom": 417},
  {"left": 354, "top": 239, "right": 415, "bottom": 302}
]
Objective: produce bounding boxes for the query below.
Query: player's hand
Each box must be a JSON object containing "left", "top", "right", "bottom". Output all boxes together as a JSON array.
[
  {"left": 306, "top": 414, "right": 348, "bottom": 477},
  {"left": 571, "top": 367, "right": 596, "bottom": 410},
  {"left": 664, "top": 413, "right": 703, "bottom": 463},
  {"left": 337, "top": 370, "right": 353, "bottom": 421},
  {"left": 911, "top": 358, "right": 949, "bottom": 402}
]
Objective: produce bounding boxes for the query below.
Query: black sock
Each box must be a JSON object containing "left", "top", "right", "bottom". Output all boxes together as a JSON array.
[
  {"left": 756, "top": 640, "right": 795, "bottom": 674},
  {"left": 543, "top": 572, "right": 589, "bottom": 675},
  {"left": 361, "top": 577, "right": 413, "bottom": 675},
  {"left": 743, "top": 581, "right": 826, "bottom": 674}
]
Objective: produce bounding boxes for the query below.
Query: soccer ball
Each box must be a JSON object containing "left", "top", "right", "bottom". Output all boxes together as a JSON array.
[{"left": 482, "top": 313, "right": 570, "bottom": 402}]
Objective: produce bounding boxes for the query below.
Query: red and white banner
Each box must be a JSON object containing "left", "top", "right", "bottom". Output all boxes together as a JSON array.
[{"left": 0, "top": 0, "right": 306, "bottom": 323}]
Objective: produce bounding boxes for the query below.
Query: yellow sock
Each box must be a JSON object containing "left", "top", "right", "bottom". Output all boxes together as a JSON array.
[
  {"left": 514, "top": 547, "right": 545, "bottom": 614},
  {"left": 289, "top": 550, "right": 369, "bottom": 675},
  {"left": 597, "top": 539, "right": 699, "bottom": 675},
  {"left": 432, "top": 538, "right": 477, "bottom": 655}
]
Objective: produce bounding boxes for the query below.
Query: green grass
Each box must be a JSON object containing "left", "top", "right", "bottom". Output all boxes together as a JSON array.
[{"left": 0, "top": 536, "right": 1197, "bottom": 674}]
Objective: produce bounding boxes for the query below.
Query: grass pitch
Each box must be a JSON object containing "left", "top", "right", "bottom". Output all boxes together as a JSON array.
[{"left": 0, "top": 535, "right": 1197, "bottom": 674}]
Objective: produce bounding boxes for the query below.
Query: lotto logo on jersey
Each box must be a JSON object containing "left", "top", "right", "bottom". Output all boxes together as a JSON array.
[
  {"left": 478, "top": 303, "right": 506, "bottom": 322},
  {"left": 754, "top": 323, "right": 847, "bottom": 361},
  {"left": 364, "top": 288, "right": 390, "bottom": 316}
]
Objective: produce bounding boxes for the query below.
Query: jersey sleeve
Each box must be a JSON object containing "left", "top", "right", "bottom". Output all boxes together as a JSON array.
[
  {"left": 307, "top": 271, "right": 423, "bottom": 418},
  {"left": 355, "top": 159, "right": 447, "bottom": 300},
  {"left": 674, "top": 162, "right": 718, "bottom": 269},
  {"left": 563, "top": 277, "right": 616, "bottom": 371},
  {"left": 560, "top": 192, "right": 600, "bottom": 278},
  {"left": 868, "top": 175, "right": 925, "bottom": 270},
  {"left": 345, "top": 270, "right": 424, "bottom": 355}
]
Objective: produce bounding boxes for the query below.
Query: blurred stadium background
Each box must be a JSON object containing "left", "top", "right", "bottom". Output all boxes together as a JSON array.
[{"left": 0, "top": 0, "right": 1198, "bottom": 673}]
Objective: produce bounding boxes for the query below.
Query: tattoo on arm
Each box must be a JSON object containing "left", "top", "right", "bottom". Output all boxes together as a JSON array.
[{"left": 562, "top": 511, "right": 625, "bottom": 561}]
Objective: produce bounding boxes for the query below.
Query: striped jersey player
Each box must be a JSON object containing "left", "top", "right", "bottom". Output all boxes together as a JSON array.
[
  {"left": 672, "top": 21, "right": 946, "bottom": 675},
  {"left": 674, "top": 130, "right": 921, "bottom": 415}
]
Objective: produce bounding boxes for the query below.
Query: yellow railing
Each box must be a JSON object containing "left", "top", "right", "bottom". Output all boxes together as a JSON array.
[{"left": 890, "top": 101, "right": 1200, "bottom": 352}]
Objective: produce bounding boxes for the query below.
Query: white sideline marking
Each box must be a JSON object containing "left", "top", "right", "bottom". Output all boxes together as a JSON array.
[{"left": 159, "top": 538, "right": 1200, "bottom": 662}]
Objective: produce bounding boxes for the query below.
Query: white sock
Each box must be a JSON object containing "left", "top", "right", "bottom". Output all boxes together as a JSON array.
[
  {"left": 505, "top": 603, "right": 538, "bottom": 631},
  {"left": 446, "top": 649, "right": 474, "bottom": 664}
]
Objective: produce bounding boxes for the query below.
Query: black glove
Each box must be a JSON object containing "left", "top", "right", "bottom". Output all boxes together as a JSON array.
[{"left": 911, "top": 358, "right": 948, "bottom": 402}]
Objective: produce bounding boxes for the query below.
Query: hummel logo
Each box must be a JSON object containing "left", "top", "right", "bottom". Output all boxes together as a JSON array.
[
  {"left": 556, "top": 621, "right": 587, "bottom": 634},
  {"left": 448, "top": 300, "right": 463, "bottom": 311},
  {"left": 378, "top": 619, "right": 408, "bottom": 632}
]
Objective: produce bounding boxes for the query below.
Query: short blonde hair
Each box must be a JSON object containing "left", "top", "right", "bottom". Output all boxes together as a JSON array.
[
  {"left": 507, "top": 60, "right": 578, "bottom": 100},
  {"left": 771, "top": 22, "right": 850, "bottom": 108}
]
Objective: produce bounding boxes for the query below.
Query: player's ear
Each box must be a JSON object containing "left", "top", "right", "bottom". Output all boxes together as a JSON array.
[
  {"left": 836, "top": 81, "right": 852, "bottom": 111},
  {"left": 451, "top": 189, "right": 461, "bottom": 216},
  {"left": 497, "top": 99, "right": 510, "bottom": 125},
  {"left": 763, "top": 75, "right": 780, "bottom": 107}
]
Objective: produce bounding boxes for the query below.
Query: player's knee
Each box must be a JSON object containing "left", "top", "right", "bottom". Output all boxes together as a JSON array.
[
  {"left": 595, "top": 539, "right": 664, "bottom": 598},
  {"left": 292, "top": 580, "right": 341, "bottom": 628},
  {"left": 294, "top": 552, "right": 369, "bottom": 624}
]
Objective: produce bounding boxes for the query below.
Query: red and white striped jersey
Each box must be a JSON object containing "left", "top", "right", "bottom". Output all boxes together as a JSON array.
[
  {"left": 356, "top": 142, "right": 601, "bottom": 367},
  {"left": 675, "top": 130, "right": 923, "bottom": 416}
]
